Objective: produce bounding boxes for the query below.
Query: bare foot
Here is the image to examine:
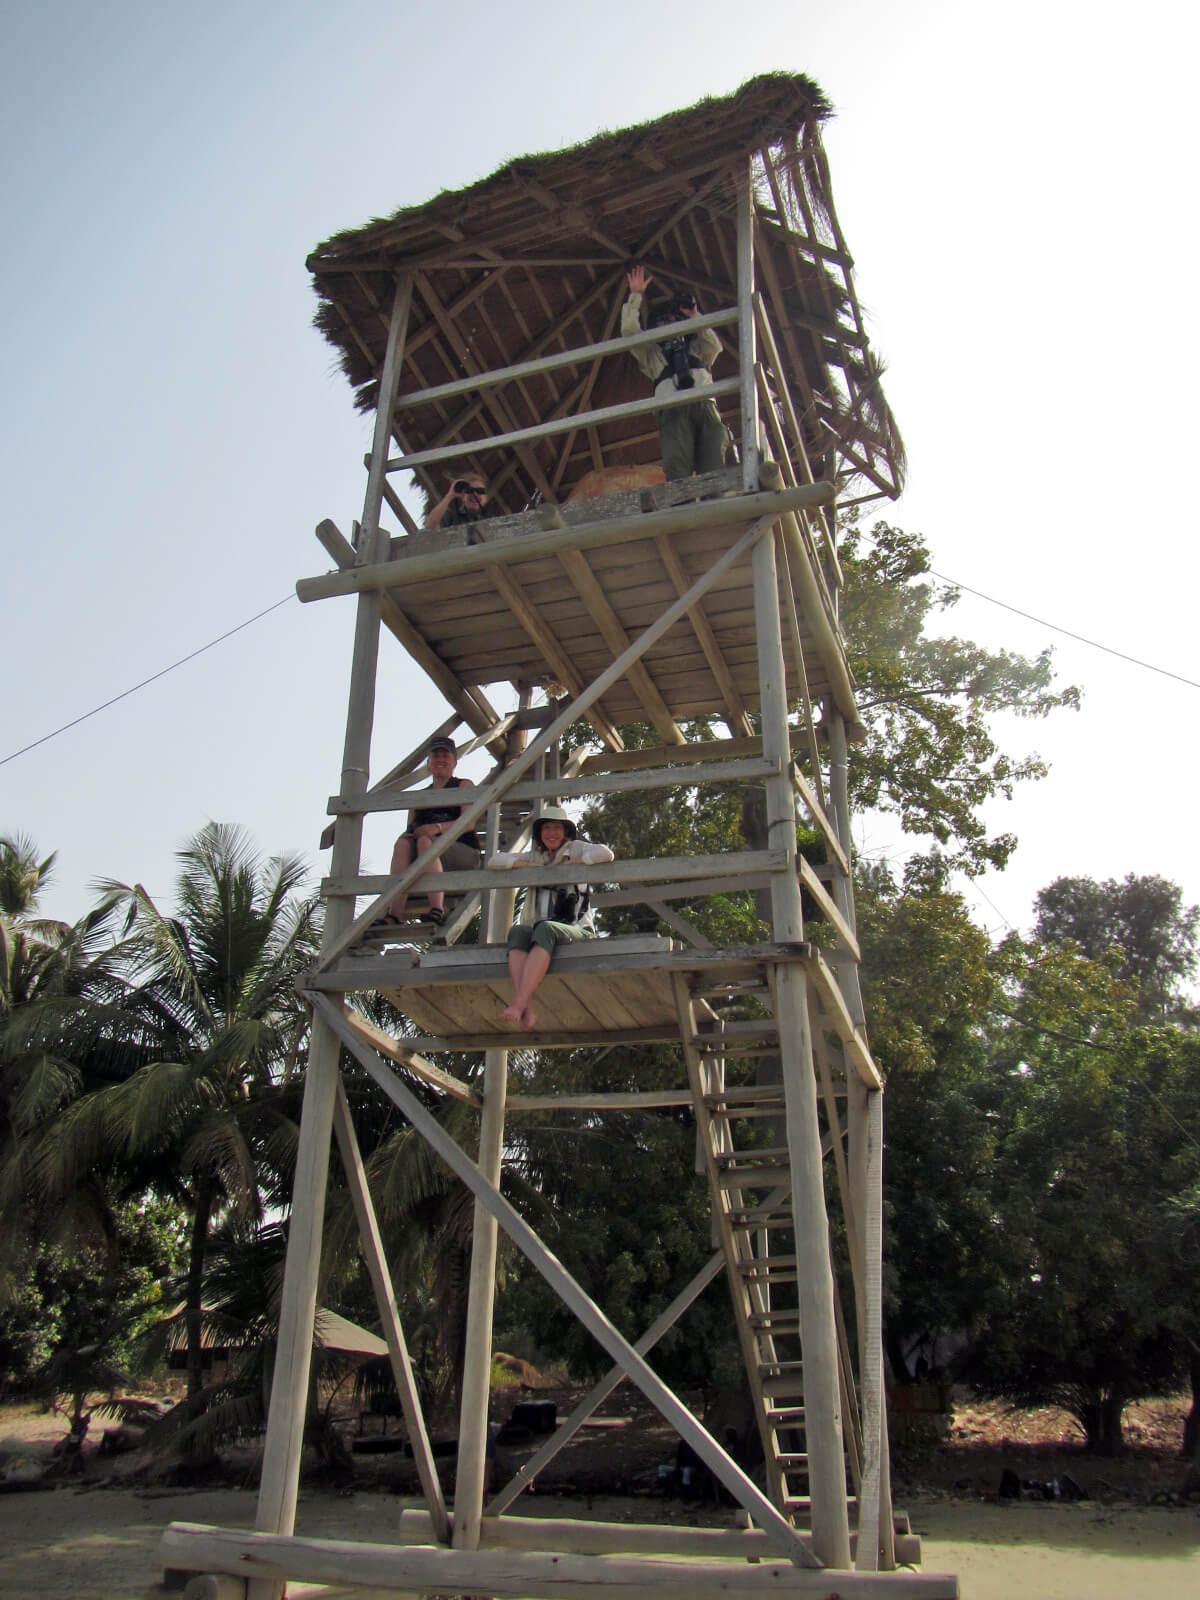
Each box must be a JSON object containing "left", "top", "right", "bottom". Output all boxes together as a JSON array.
[
  {"left": 520, "top": 1006, "right": 538, "bottom": 1032},
  {"left": 500, "top": 1003, "right": 523, "bottom": 1026}
]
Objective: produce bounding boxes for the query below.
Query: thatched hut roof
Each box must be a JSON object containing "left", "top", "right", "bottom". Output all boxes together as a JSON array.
[{"left": 308, "top": 73, "right": 903, "bottom": 512}]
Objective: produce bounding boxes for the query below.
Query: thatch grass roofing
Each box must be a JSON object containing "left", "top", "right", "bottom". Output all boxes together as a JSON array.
[{"left": 308, "top": 74, "right": 903, "bottom": 511}]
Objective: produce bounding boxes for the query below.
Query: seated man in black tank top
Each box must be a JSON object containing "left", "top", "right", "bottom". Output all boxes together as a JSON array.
[{"left": 384, "top": 736, "right": 480, "bottom": 927}]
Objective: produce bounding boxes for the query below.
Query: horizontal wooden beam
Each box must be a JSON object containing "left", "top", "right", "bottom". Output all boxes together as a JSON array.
[
  {"left": 507, "top": 1089, "right": 694, "bottom": 1112},
  {"left": 393, "top": 1510, "right": 922, "bottom": 1565},
  {"left": 297, "top": 484, "right": 835, "bottom": 602},
  {"left": 578, "top": 730, "right": 803, "bottom": 776},
  {"left": 307, "top": 940, "right": 810, "bottom": 995},
  {"left": 594, "top": 872, "right": 773, "bottom": 909},
  {"left": 321, "top": 848, "right": 787, "bottom": 898},
  {"left": 161, "top": 1522, "right": 957, "bottom": 1597},
  {"left": 329, "top": 757, "right": 779, "bottom": 815},
  {"left": 386, "top": 378, "right": 742, "bottom": 474},
  {"left": 386, "top": 1025, "right": 682, "bottom": 1053},
  {"left": 393, "top": 307, "right": 738, "bottom": 410}
]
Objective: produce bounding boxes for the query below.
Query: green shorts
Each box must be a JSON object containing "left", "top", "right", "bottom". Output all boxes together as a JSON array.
[{"left": 507, "top": 920, "right": 596, "bottom": 955}]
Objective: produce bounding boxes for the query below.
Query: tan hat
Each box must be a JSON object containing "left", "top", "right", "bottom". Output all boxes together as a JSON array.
[{"left": 532, "top": 806, "right": 578, "bottom": 845}]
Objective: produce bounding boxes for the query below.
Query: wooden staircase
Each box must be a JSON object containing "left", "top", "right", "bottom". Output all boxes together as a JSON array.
[{"left": 680, "top": 948, "right": 868, "bottom": 1528}]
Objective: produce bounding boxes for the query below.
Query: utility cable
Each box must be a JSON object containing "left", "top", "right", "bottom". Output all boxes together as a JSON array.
[
  {"left": 0, "top": 593, "right": 296, "bottom": 769},
  {"left": 928, "top": 569, "right": 1200, "bottom": 691}
]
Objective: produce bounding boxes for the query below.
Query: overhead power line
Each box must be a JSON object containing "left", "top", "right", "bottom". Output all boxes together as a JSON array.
[
  {"left": 4, "top": 546, "right": 1198, "bottom": 773},
  {"left": 929, "top": 569, "right": 1200, "bottom": 691},
  {"left": 0, "top": 594, "right": 296, "bottom": 770}
]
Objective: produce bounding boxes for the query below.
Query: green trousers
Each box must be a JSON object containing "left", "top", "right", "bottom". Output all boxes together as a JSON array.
[{"left": 658, "top": 397, "right": 729, "bottom": 481}]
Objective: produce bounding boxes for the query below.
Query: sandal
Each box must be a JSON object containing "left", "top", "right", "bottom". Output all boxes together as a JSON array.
[{"left": 420, "top": 906, "right": 446, "bottom": 926}]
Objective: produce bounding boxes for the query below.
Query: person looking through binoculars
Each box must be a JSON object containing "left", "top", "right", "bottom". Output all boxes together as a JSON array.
[
  {"left": 622, "top": 263, "right": 729, "bottom": 482},
  {"left": 425, "top": 474, "right": 492, "bottom": 530}
]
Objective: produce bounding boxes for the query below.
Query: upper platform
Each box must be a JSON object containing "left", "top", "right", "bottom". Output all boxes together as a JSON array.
[{"left": 306, "top": 74, "right": 903, "bottom": 513}]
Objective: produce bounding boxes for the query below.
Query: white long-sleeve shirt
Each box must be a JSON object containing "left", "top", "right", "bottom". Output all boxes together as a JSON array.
[{"left": 487, "top": 838, "right": 615, "bottom": 927}]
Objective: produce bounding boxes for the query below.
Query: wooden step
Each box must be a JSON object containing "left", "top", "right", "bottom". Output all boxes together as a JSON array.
[
  {"left": 728, "top": 1202, "right": 791, "bottom": 1223},
  {"left": 748, "top": 1311, "right": 801, "bottom": 1331},
  {"left": 774, "top": 1452, "right": 810, "bottom": 1469},
  {"left": 738, "top": 1255, "right": 798, "bottom": 1275},
  {"left": 715, "top": 1146, "right": 790, "bottom": 1166},
  {"left": 766, "top": 1405, "right": 806, "bottom": 1424}
]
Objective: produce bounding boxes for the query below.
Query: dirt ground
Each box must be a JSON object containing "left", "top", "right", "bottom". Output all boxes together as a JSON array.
[{"left": 2, "top": 1394, "right": 1198, "bottom": 1598}]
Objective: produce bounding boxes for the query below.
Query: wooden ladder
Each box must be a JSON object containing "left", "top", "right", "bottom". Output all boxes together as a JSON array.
[{"left": 679, "top": 989, "right": 864, "bottom": 1524}]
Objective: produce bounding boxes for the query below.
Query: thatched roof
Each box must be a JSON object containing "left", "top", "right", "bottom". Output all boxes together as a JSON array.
[{"left": 308, "top": 74, "right": 903, "bottom": 511}]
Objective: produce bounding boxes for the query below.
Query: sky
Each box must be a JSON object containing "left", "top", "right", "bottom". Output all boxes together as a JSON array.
[{"left": 3, "top": 0, "right": 1198, "bottom": 943}]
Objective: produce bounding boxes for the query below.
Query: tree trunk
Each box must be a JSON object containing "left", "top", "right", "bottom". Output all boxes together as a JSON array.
[
  {"left": 185, "top": 1175, "right": 217, "bottom": 1403},
  {"left": 1080, "top": 1389, "right": 1126, "bottom": 1455},
  {"left": 1183, "top": 1345, "right": 1200, "bottom": 1459}
]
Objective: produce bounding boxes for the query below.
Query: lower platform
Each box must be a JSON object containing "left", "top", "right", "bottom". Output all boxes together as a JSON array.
[{"left": 307, "top": 934, "right": 810, "bottom": 1046}]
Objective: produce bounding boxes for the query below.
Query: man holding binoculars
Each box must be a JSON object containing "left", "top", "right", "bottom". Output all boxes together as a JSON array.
[
  {"left": 424, "top": 474, "right": 492, "bottom": 530},
  {"left": 622, "top": 262, "right": 729, "bottom": 482}
]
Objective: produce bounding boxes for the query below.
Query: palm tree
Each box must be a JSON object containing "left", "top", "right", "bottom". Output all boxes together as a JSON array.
[
  {"left": 33, "top": 823, "right": 320, "bottom": 1401},
  {"left": 0, "top": 833, "right": 56, "bottom": 918},
  {"left": 0, "top": 839, "right": 137, "bottom": 1283}
]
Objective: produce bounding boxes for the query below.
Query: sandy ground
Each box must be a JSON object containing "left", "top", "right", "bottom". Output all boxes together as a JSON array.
[
  {"left": 3, "top": 1399, "right": 1198, "bottom": 1597},
  {"left": 0, "top": 1486, "right": 1197, "bottom": 1599}
]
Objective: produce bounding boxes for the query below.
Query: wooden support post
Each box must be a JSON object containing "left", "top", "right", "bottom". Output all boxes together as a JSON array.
[
  {"left": 332, "top": 1084, "right": 449, "bottom": 1540},
  {"left": 737, "top": 162, "right": 760, "bottom": 492},
  {"left": 250, "top": 276, "right": 412, "bottom": 1600},
  {"left": 752, "top": 516, "right": 851, "bottom": 1569},
  {"left": 453, "top": 764, "right": 520, "bottom": 1549},
  {"left": 825, "top": 707, "right": 893, "bottom": 1570}
]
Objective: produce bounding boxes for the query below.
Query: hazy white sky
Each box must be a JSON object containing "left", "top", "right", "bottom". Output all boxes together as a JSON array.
[{"left": 3, "top": 0, "right": 1198, "bottom": 939}]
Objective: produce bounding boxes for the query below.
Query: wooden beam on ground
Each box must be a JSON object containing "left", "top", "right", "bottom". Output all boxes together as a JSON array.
[
  {"left": 394, "top": 1510, "right": 923, "bottom": 1565},
  {"left": 161, "top": 1523, "right": 961, "bottom": 1597}
]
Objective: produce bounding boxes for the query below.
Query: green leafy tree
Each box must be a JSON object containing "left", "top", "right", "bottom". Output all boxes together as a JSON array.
[
  {"left": 969, "top": 936, "right": 1200, "bottom": 1452},
  {"left": 1034, "top": 873, "right": 1199, "bottom": 1024},
  {"left": 854, "top": 860, "right": 1003, "bottom": 1379},
  {"left": 841, "top": 522, "right": 1079, "bottom": 874}
]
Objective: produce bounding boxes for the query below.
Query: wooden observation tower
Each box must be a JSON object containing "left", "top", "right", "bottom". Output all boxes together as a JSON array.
[{"left": 165, "top": 74, "right": 958, "bottom": 1600}]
